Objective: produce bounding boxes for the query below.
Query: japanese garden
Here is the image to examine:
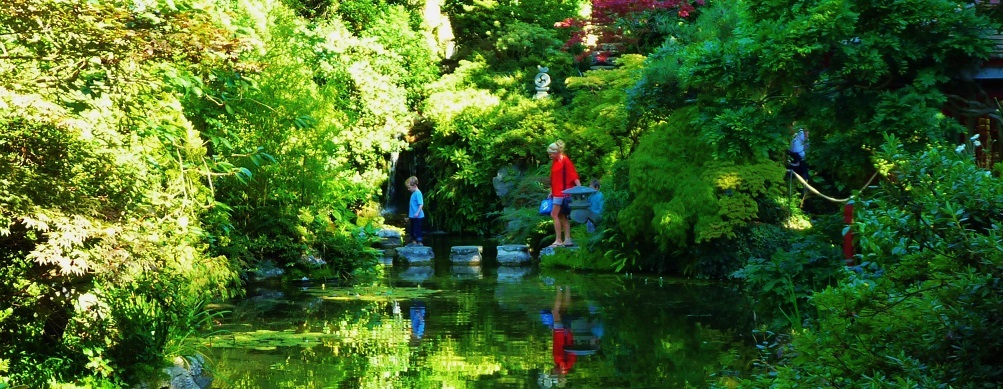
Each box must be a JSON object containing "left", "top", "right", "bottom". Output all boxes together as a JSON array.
[{"left": 3, "top": 0, "right": 1003, "bottom": 387}]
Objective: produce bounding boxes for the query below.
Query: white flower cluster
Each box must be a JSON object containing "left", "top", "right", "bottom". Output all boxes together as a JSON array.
[{"left": 956, "top": 134, "right": 982, "bottom": 153}]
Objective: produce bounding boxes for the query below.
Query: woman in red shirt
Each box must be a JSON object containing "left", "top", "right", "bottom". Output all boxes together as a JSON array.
[{"left": 547, "top": 141, "right": 580, "bottom": 247}]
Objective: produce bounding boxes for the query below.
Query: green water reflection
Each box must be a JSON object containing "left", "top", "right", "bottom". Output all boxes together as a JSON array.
[{"left": 202, "top": 267, "right": 756, "bottom": 388}]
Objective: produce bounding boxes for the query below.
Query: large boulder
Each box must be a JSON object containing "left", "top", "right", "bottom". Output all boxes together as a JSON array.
[
  {"left": 539, "top": 245, "right": 579, "bottom": 257},
  {"left": 492, "top": 165, "right": 522, "bottom": 198},
  {"left": 299, "top": 250, "right": 326, "bottom": 267},
  {"left": 377, "top": 228, "right": 404, "bottom": 249},
  {"left": 163, "top": 355, "right": 212, "bottom": 389},
  {"left": 248, "top": 260, "right": 284, "bottom": 281}
]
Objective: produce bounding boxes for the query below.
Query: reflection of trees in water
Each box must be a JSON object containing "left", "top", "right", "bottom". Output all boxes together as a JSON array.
[
  {"left": 205, "top": 274, "right": 756, "bottom": 387},
  {"left": 207, "top": 285, "right": 551, "bottom": 388},
  {"left": 593, "top": 277, "right": 757, "bottom": 387}
]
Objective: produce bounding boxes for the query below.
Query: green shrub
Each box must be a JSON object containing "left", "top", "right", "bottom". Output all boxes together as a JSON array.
[
  {"left": 731, "top": 233, "right": 845, "bottom": 331},
  {"left": 759, "top": 137, "right": 1003, "bottom": 387},
  {"left": 538, "top": 226, "right": 616, "bottom": 271}
]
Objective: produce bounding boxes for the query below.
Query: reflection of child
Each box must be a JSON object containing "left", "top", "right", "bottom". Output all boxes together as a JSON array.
[
  {"left": 406, "top": 176, "right": 425, "bottom": 246},
  {"left": 410, "top": 300, "right": 426, "bottom": 340}
]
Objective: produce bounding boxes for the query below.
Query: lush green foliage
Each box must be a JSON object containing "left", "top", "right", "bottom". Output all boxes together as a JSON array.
[
  {"left": 1, "top": 0, "right": 429, "bottom": 384},
  {"left": 445, "top": 0, "right": 582, "bottom": 63},
  {"left": 731, "top": 226, "right": 844, "bottom": 331},
  {"left": 617, "top": 107, "right": 789, "bottom": 273},
  {"left": 750, "top": 138, "right": 1003, "bottom": 387},
  {"left": 638, "top": 0, "right": 995, "bottom": 184},
  {"left": 185, "top": 0, "right": 430, "bottom": 274},
  {"left": 4, "top": 0, "right": 1003, "bottom": 385},
  {"left": 422, "top": 59, "right": 567, "bottom": 232},
  {"left": 1, "top": 0, "right": 241, "bottom": 384},
  {"left": 563, "top": 54, "right": 648, "bottom": 163}
]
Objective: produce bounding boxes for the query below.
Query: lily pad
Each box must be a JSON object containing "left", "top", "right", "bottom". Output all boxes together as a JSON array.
[
  {"left": 303, "top": 286, "right": 440, "bottom": 302},
  {"left": 201, "top": 329, "right": 339, "bottom": 350}
]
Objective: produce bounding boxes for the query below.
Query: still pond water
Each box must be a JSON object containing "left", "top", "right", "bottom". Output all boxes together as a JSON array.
[{"left": 201, "top": 239, "right": 758, "bottom": 388}]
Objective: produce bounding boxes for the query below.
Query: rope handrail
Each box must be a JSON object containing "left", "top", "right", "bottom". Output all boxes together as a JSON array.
[
  {"left": 786, "top": 169, "right": 881, "bottom": 265},
  {"left": 787, "top": 170, "right": 881, "bottom": 203}
]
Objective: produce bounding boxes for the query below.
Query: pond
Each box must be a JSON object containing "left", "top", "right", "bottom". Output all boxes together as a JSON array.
[{"left": 200, "top": 238, "right": 758, "bottom": 388}]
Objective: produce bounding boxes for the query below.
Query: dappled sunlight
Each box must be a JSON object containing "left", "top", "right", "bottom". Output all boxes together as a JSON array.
[
  {"left": 783, "top": 215, "right": 813, "bottom": 230},
  {"left": 424, "top": 89, "right": 501, "bottom": 126},
  {"left": 426, "top": 338, "right": 504, "bottom": 377},
  {"left": 714, "top": 172, "right": 743, "bottom": 191},
  {"left": 491, "top": 72, "right": 527, "bottom": 88}
]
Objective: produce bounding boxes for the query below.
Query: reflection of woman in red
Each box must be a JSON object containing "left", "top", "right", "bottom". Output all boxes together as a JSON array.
[
  {"left": 549, "top": 287, "right": 576, "bottom": 385},
  {"left": 539, "top": 287, "right": 604, "bottom": 387}
]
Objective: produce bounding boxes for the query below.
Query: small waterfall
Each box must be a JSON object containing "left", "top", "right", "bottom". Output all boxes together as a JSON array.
[
  {"left": 411, "top": 148, "right": 418, "bottom": 181},
  {"left": 382, "top": 146, "right": 421, "bottom": 225},
  {"left": 383, "top": 151, "right": 400, "bottom": 214}
]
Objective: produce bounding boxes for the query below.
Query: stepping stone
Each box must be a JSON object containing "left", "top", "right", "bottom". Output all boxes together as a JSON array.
[
  {"left": 449, "top": 245, "right": 482, "bottom": 265},
  {"left": 378, "top": 257, "right": 394, "bottom": 266},
  {"left": 375, "top": 228, "right": 403, "bottom": 249},
  {"left": 496, "top": 244, "right": 531, "bottom": 265},
  {"left": 396, "top": 246, "right": 434, "bottom": 265},
  {"left": 379, "top": 236, "right": 402, "bottom": 249}
]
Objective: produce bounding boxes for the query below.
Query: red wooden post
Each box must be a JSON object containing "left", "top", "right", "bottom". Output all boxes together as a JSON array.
[{"left": 843, "top": 201, "right": 854, "bottom": 265}]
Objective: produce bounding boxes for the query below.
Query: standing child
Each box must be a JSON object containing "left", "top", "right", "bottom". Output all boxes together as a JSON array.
[
  {"left": 406, "top": 176, "right": 425, "bottom": 246},
  {"left": 788, "top": 127, "right": 810, "bottom": 181},
  {"left": 586, "top": 179, "right": 604, "bottom": 233}
]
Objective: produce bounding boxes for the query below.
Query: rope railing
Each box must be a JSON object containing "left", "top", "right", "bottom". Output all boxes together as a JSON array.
[
  {"left": 787, "top": 170, "right": 881, "bottom": 203},
  {"left": 786, "top": 169, "right": 881, "bottom": 265}
]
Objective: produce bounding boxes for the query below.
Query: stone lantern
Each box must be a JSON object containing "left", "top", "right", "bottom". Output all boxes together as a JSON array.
[
  {"left": 533, "top": 65, "right": 551, "bottom": 99},
  {"left": 562, "top": 185, "right": 597, "bottom": 224}
]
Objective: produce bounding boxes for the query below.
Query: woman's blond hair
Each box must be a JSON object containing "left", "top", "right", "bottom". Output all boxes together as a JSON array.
[{"left": 547, "top": 140, "right": 565, "bottom": 154}]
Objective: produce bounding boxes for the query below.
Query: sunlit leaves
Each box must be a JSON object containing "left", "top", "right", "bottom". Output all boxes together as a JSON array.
[
  {"left": 1, "top": 1, "right": 243, "bottom": 383},
  {"left": 553, "top": 53, "right": 647, "bottom": 207},
  {"left": 620, "top": 107, "right": 785, "bottom": 257},
  {"left": 191, "top": 0, "right": 437, "bottom": 272},
  {"left": 447, "top": 0, "right": 580, "bottom": 58},
  {"left": 0, "top": 0, "right": 245, "bottom": 91}
]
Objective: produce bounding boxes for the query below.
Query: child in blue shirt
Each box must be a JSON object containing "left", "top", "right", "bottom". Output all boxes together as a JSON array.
[
  {"left": 587, "top": 179, "right": 604, "bottom": 233},
  {"left": 406, "top": 176, "right": 425, "bottom": 246}
]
